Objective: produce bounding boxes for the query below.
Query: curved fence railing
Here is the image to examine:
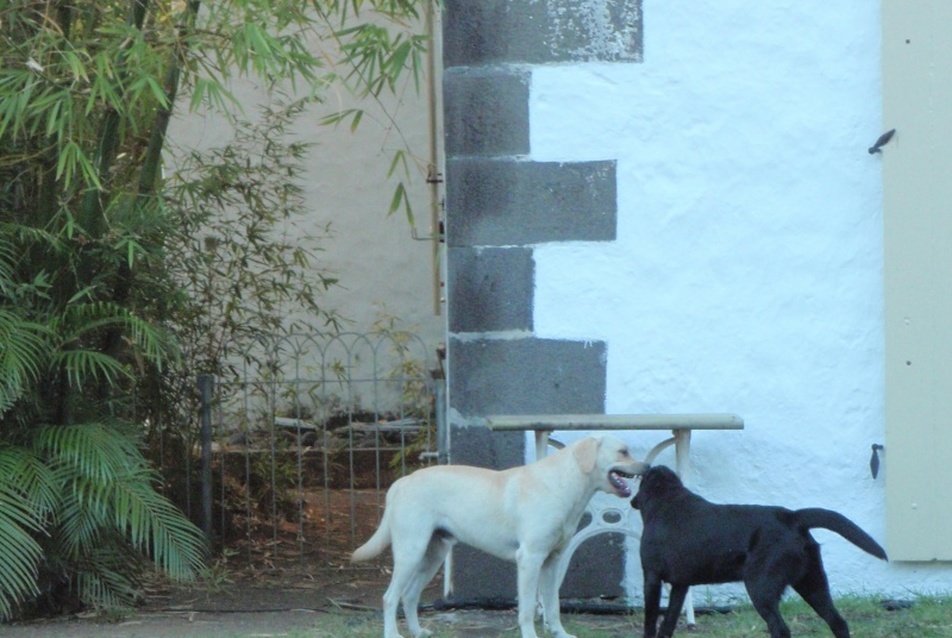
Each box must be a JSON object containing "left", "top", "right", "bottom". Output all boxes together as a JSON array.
[{"left": 156, "top": 331, "right": 445, "bottom": 572}]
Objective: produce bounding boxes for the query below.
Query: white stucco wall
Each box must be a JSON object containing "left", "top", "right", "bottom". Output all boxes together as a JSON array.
[
  {"left": 166, "top": 72, "right": 444, "bottom": 371},
  {"left": 528, "top": 0, "right": 952, "bottom": 602}
]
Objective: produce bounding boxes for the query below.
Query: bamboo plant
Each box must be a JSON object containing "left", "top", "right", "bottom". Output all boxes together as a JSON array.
[{"left": 0, "top": 0, "right": 432, "bottom": 618}]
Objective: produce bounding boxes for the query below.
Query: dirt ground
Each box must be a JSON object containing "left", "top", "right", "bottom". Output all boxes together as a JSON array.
[
  {"left": 0, "top": 489, "right": 630, "bottom": 638},
  {"left": 0, "top": 568, "right": 420, "bottom": 637},
  {"left": 0, "top": 515, "right": 627, "bottom": 638},
  {"left": 0, "top": 570, "right": 631, "bottom": 638}
]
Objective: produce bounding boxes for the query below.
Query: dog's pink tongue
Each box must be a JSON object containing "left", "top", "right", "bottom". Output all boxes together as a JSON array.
[{"left": 610, "top": 471, "right": 632, "bottom": 497}]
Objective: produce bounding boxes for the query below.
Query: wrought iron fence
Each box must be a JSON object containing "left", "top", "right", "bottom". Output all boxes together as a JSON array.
[{"left": 158, "top": 331, "right": 445, "bottom": 572}]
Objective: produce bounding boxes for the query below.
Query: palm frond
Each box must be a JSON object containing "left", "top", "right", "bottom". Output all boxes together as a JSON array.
[
  {"left": 0, "top": 514, "right": 43, "bottom": 620},
  {"left": 34, "top": 423, "right": 142, "bottom": 484},
  {"left": 0, "top": 445, "right": 58, "bottom": 519},
  {"left": 70, "top": 539, "right": 145, "bottom": 611},
  {"left": 52, "top": 301, "right": 177, "bottom": 372},
  {"left": 0, "top": 309, "right": 51, "bottom": 416},
  {"left": 0, "top": 447, "right": 49, "bottom": 620},
  {"left": 108, "top": 473, "right": 207, "bottom": 580},
  {"left": 54, "top": 476, "right": 119, "bottom": 563},
  {"left": 51, "top": 349, "right": 130, "bottom": 390},
  {"left": 34, "top": 423, "right": 206, "bottom": 606},
  {"left": 73, "top": 567, "right": 139, "bottom": 612}
]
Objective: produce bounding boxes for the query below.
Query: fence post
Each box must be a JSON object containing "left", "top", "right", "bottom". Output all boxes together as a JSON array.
[
  {"left": 197, "top": 374, "right": 215, "bottom": 541},
  {"left": 434, "top": 343, "right": 448, "bottom": 464},
  {"left": 433, "top": 372, "right": 448, "bottom": 464}
]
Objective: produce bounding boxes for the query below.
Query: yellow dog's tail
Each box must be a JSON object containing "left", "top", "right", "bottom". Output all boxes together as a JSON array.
[{"left": 351, "top": 503, "right": 392, "bottom": 562}]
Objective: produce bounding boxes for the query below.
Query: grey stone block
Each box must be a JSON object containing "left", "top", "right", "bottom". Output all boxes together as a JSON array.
[
  {"left": 449, "top": 423, "right": 526, "bottom": 470},
  {"left": 448, "top": 535, "right": 624, "bottom": 602},
  {"left": 446, "top": 158, "right": 617, "bottom": 247},
  {"left": 448, "top": 337, "right": 606, "bottom": 416},
  {"left": 443, "top": 0, "right": 643, "bottom": 67},
  {"left": 443, "top": 69, "right": 530, "bottom": 157},
  {"left": 448, "top": 247, "right": 534, "bottom": 333}
]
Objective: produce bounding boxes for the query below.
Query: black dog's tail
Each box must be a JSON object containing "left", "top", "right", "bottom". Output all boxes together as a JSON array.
[{"left": 794, "top": 508, "right": 888, "bottom": 561}]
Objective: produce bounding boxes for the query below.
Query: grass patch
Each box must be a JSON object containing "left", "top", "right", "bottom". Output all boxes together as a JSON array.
[
  {"left": 297, "top": 595, "right": 952, "bottom": 638},
  {"left": 587, "top": 596, "right": 952, "bottom": 638}
]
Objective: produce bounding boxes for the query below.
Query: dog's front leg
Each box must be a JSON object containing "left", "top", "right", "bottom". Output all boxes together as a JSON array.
[
  {"left": 538, "top": 552, "right": 575, "bottom": 638},
  {"left": 642, "top": 572, "right": 663, "bottom": 638},
  {"left": 516, "top": 547, "right": 546, "bottom": 638}
]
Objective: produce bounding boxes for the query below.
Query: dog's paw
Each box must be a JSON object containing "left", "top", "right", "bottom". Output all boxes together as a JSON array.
[{"left": 413, "top": 629, "right": 432, "bottom": 638}]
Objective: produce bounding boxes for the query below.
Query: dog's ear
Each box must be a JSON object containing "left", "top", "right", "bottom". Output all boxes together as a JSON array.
[{"left": 573, "top": 437, "right": 600, "bottom": 474}]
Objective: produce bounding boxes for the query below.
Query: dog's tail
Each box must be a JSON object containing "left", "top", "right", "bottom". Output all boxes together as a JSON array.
[
  {"left": 794, "top": 508, "right": 888, "bottom": 561},
  {"left": 351, "top": 499, "right": 393, "bottom": 563}
]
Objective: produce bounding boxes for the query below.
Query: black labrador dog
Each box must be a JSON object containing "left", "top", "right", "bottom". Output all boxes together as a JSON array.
[{"left": 631, "top": 465, "right": 887, "bottom": 638}]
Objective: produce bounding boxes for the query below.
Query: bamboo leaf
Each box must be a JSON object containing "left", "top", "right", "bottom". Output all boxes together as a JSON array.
[
  {"left": 349, "top": 108, "right": 364, "bottom": 131},
  {"left": 388, "top": 181, "right": 405, "bottom": 217}
]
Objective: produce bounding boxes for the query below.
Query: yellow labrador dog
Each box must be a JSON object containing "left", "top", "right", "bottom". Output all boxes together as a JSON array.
[{"left": 352, "top": 435, "right": 648, "bottom": 638}]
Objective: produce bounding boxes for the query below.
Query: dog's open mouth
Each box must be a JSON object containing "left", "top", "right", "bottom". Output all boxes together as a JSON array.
[{"left": 609, "top": 469, "right": 634, "bottom": 497}]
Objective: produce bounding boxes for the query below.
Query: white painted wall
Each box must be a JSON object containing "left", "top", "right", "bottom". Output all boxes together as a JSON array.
[
  {"left": 166, "top": 41, "right": 445, "bottom": 360},
  {"left": 528, "top": 0, "right": 952, "bottom": 602}
]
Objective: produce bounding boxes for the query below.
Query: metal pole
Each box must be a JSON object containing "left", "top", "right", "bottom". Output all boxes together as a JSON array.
[
  {"left": 425, "top": 0, "right": 444, "bottom": 316},
  {"left": 197, "top": 374, "right": 215, "bottom": 542},
  {"left": 433, "top": 348, "right": 448, "bottom": 465}
]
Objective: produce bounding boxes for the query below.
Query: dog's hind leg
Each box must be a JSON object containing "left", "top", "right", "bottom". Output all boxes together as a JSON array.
[
  {"left": 744, "top": 529, "right": 799, "bottom": 638},
  {"left": 791, "top": 549, "right": 850, "bottom": 638},
  {"left": 383, "top": 534, "right": 433, "bottom": 638},
  {"left": 744, "top": 574, "right": 792, "bottom": 638},
  {"left": 382, "top": 575, "right": 407, "bottom": 638},
  {"left": 401, "top": 534, "right": 454, "bottom": 638}
]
